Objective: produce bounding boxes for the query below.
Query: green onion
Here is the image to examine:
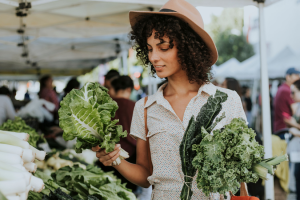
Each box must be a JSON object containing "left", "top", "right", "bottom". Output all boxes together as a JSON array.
[{"left": 0, "top": 133, "right": 29, "bottom": 149}]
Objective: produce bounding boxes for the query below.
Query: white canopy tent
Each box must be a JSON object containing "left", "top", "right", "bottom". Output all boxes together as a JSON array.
[
  {"left": 214, "top": 46, "right": 300, "bottom": 80},
  {"left": 0, "top": 0, "right": 282, "bottom": 198}
]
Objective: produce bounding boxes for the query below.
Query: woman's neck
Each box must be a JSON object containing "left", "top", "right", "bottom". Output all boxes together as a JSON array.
[{"left": 164, "top": 72, "right": 201, "bottom": 96}]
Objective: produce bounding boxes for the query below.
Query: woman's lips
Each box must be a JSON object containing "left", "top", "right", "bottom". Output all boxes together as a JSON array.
[{"left": 155, "top": 65, "right": 164, "bottom": 72}]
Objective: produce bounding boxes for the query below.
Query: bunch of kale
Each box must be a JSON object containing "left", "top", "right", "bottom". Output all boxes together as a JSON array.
[{"left": 179, "top": 90, "right": 287, "bottom": 199}]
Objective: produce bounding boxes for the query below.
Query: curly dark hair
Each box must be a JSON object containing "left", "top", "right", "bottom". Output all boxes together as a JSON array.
[{"left": 130, "top": 14, "right": 213, "bottom": 84}]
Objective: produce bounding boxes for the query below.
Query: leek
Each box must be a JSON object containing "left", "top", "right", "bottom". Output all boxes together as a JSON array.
[
  {"left": 0, "top": 133, "right": 29, "bottom": 149},
  {"left": 21, "top": 149, "right": 35, "bottom": 163},
  {"left": 17, "top": 192, "right": 27, "bottom": 200},
  {"left": 0, "top": 144, "right": 23, "bottom": 156},
  {"left": 30, "top": 176, "right": 44, "bottom": 192},
  {"left": 0, "top": 179, "right": 27, "bottom": 196},
  {"left": 0, "top": 152, "right": 23, "bottom": 165},
  {"left": 6, "top": 196, "right": 21, "bottom": 200},
  {"left": 0, "top": 163, "right": 26, "bottom": 173},
  {"left": 0, "top": 131, "right": 29, "bottom": 141},
  {"left": 29, "top": 145, "right": 46, "bottom": 161},
  {"left": 0, "top": 168, "right": 31, "bottom": 185},
  {"left": 23, "top": 162, "right": 37, "bottom": 173}
]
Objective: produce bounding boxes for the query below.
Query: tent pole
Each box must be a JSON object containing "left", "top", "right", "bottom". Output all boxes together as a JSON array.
[
  {"left": 119, "top": 56, "right": 123, "bottom": 75},
  {"left": 258, "top": 2, "right": 274, "bottom": 200},
  {"left": 122, "top": 50, "right": 128, "bottom": 75}
]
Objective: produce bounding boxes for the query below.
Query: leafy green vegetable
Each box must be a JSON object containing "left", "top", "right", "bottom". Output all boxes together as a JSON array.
[
  {"left": 28, "top": 191, "right": 44, "bottom": 200},
  {"left": 192, "top": 118, "right": 288, "bottom": 197},
  {"left": 192, "top": 118, "right": 263, "bottom": 196},
  {"left": 32, "top": 164, "right": 136, "bottom": 200},
  {"left": 179, "top": 90, "right": 228, "bottom": 200},
  {"left": 42, "top": 188, "right": 73, "bottom": 200},
  {"left": 180, "top": 89, "right": 288, "bottom": 198},
  {"left": 59, "top": 82, "right": 127, "bottom": 155},
  {"left": 0, "top": 117, "right": 45, "bottom": 147}
]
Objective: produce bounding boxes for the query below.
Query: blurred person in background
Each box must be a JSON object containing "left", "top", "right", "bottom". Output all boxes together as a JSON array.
[
  {"left": 242, "top": 86, "right": 253, "bottom": 126},
  {"left": 221, "top": 77, "right": 242, "bottom": 97},
  {"left": 96, "top": 75, "right": 137, "bottom": 192},
  {"left": 274, "top": 67, "right": 300, "bottom": 132},
  {"left": 62, "top": 77, "right": 80, "bottom": 99},
  {"left": 283, "top": 79, "right": 300, "bottom": 200},
  {"left": 39, "top": 75, "right": 59, "bottom": 111},
  {"left": 0, "top": 86, "right": 16, "bottom": 125},
  {"left": 104, "top": 69, "right": 120, "bottom": 98},
  {"left": 48, "top": 77, "right": 81, "bottom": 141}
]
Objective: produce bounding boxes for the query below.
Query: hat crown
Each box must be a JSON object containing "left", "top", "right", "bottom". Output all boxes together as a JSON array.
[{"left": 160, "top": 0, "right": 204, "bottom": 29}]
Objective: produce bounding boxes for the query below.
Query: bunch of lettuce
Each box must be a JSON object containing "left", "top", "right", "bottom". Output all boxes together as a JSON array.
[
  {"left": 28, "top": 164, "right": 136, "bottom": 200},
  {"left": 59, "top": 82, "right": 128, "bottom": 164},
  {"left": 0, "top": 117, "right": 44, "bottom": 147}
]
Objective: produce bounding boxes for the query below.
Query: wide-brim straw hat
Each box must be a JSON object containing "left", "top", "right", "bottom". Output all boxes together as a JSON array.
[{"left": 129, "top": 0, "right": 218, "bottom": 66}]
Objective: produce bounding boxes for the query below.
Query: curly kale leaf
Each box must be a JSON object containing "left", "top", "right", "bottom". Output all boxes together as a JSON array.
[
  {"left": 192, "top": 118, "right": 264, "bottom": 196},
  {"left": 179, "top": 90, "right": 228, "bottom": 200}
]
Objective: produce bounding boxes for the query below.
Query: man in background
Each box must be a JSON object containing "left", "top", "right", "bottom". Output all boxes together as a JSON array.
[
  {"left": 274, "top": 67, "right": 300, "bottom": 132},
  {"left": 96, "top": 75, "right": 137, "bottom": 191},
  {"left": 104, "top": 69, "right": 119, "bottom": 98}
]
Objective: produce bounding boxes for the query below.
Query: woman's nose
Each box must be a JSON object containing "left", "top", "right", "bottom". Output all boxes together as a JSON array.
[{"left": 149, "top": 50, "right": 160, "bottom": 64}]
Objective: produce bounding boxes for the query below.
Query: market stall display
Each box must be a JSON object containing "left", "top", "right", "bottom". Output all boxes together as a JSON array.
[
  {"left": 0, "top": 130, "right": 46, "bottom": 200},
  {"left": 0, "top": 117, "right": 45, "bottom": 147},
  {"left": 28, "top": 164, "right": 136, "bottom": 200}
]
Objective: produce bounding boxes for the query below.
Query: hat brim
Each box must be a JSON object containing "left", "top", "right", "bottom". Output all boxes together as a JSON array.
[{"left": 129, "top": 11, "right": 218, "bottom": 66}]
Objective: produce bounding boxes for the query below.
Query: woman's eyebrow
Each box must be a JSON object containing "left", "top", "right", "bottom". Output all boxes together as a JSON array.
[
  {"left": 157, "top": 41, "right": 169, "bottom": 46},
  {"left": 147, "top": 44, "right": 152, "bottom": 47}
]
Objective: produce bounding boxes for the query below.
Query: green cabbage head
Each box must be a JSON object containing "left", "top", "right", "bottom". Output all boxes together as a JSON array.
[{"left": 59, "top": 82, "right": 127, "bottom": 155}]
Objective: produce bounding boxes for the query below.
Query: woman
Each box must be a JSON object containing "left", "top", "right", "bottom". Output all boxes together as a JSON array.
[
  {"left": 39, "top": 75, "right": 59, "bottom": 111},
  {"left": 92, "top": 0, "right": 246, "bottom": 199}
]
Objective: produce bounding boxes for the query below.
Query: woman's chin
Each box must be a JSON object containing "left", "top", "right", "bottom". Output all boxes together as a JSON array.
[{"left": 156, "top": 72, "right": 168, "bottom": 79}]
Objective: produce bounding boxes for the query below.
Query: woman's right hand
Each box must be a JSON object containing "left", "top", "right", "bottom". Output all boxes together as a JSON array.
[{"left": 92, "top": 144, "right": 121, "bottom": 166}]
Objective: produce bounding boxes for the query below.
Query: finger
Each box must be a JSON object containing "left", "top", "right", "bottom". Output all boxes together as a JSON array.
[
  {"left": 100, "top": 148, "right": 120, "bottom": 162},
  {"left": 92, "top": 145, "right": 101, "bottom": 152},
  {"left": 109, "top": 150, "right": 121, "bottom": 163},
  {"left": 102, "top": 160, "right": 113, "bottom": 167},
  {"left": 96, "top": 149, "right": 107, "bottom": 158},
  {"left": 103, "top": 151, "right": 121, "bottom": 166}
]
